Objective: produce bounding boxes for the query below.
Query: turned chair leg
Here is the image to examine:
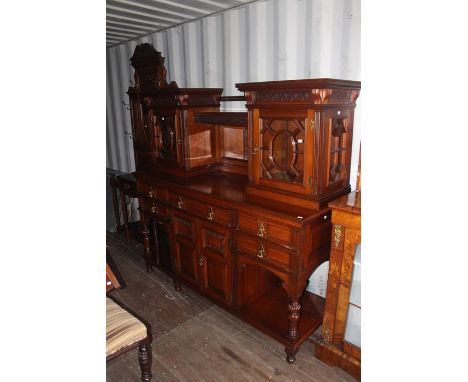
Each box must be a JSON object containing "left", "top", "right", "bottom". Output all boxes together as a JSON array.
[
  {"left": 138, "top": 340, "right": 152, "bottom": 382},
  {"left": 138, "top": 340, "right": 153, "bottom": 382}
]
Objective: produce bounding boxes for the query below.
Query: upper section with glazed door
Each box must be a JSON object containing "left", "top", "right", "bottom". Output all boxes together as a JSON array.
[{"left": 236, "top": 79, "right": 360, "bottom": 211}]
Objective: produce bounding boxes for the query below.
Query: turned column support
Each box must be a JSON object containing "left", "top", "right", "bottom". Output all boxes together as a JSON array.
[
  {"left": 287, "top": 299, "right": 302, "bottom": 342},
  {"left": 151, "top": 218, "right": 160, "bottom": 266},
  {"left": 142, "top": 218, "right": 152, "bottom": 273},
  {"left": 282, "top": 274, "right": 310, "bottom": 364}
]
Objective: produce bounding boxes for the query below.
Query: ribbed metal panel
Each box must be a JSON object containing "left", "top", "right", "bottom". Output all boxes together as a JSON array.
[{"left": 106, "top": 0, "right": 361, "bottom": 182}]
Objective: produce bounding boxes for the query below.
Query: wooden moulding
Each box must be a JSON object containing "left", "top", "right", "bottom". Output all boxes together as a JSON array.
[{"left": 246, "top": 184, "right": 352, "bottom": 212}]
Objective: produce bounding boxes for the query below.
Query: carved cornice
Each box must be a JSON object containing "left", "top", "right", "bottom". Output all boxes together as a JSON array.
[
  {"left": 237, "top": 79, "right": 361, "bottom": 106},
  {"left": 327, "top": 89, "right": 360, "bottom": 105}
]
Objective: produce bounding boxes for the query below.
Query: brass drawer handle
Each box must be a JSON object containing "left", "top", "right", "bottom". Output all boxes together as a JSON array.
[
  {"left": 257, "top": 243, "right": 265, "bottom": 259},
  {"left": 177, "top": 196, "right": 184, "bottom": 209},
  {"left": 198, "top": 256, "right": 204, "bottom": 266},
  {"left": 252, "top": 144, "right": 258, "bottom": 155},
  {"left": 151, "top": 206, "right": 157, "bottom": 214},
  {"left": 207, "top": 207, "right": 214, "bottom": 221},
  {"left": 257, "top": 221, "right": 267, "bottom": 238}
]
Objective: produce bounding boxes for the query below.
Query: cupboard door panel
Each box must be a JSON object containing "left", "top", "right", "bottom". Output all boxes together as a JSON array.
[
  {"left": 174, "top": 237, "right": 199, "bottom": 288},
  {"left": 199, "top": 222, "right": 232, "bottom": 305}
]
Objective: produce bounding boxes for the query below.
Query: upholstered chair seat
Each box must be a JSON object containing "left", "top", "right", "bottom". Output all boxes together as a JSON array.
[{"left": 106, "top": 297, "right": 152, "bottom": 381}]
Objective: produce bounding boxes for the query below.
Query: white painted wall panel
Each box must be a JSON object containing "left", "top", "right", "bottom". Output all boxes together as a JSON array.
[{"left": 106, "top": 0, "right": 361, "bottom": 287}]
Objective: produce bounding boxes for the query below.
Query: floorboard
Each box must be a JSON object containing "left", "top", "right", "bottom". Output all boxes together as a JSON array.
[{"left": 106, "top": 233, "right": 356, "bottom": 382}]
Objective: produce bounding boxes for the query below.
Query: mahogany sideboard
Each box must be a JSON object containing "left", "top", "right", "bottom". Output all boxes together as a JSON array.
[{"left": 126, "top": 43, "right": 361, "bottom": 364}]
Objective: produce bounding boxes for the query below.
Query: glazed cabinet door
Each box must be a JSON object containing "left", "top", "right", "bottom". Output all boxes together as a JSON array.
[
  {"left": 153, "top": 112, "right": 179, "bottom": 166},
  {"left": 198, "top": 221, "right": 232, "bottom": 305},
  {"left": 319, "top": 108, "right": 354, "bottom": 196},
  {"left": 252, "top": 109, "right": 315, "bottom": 195},
  {"left": 172, "top": 210, "right": 200, "bottom": 289},
  {"left": 129, "top": 94, "right": 154, "bottom": 168}
]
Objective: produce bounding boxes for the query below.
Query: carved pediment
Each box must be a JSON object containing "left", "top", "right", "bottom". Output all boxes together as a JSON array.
[{"left": 130, "top": 43, "right": 178, "bottom": 92}]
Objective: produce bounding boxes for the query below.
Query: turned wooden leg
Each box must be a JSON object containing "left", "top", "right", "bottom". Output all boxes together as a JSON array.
[
  {"left": 142, "top": 222, "right": 152, "bottom": 273},
  {"left": 287, "top": 299, "right": 302, "bottom": 341},
  {"left": 110, "top": 175, "right": 121, "bottom": 236},
  {"left": 284, "top": 299, "right": 302, "bottom": 363},
  {"left": 151, "top": 219, "right": 160, "bottom": 266},
  {"left": 285, "top": 346, "right": 298, "bottom": 364},
  {"left": 119, "top": 187, "right": 130, "bottom": 241},
  {"left": 138, "top": 341, "right": 152, "bottom": 382}
]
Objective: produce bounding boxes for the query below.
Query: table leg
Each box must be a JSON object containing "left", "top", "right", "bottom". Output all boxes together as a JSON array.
[
  {"left": 110, "top": 175, "right": 121, "bottom": 236},
  {"left": 142, "top": 220, "right": 152, "bottom": 273}
]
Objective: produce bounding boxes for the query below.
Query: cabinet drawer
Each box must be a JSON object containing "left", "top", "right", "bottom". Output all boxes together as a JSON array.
[
  {"left": 237, "top": 211, "right": 294, "bottom": 248},
  {"left": 137, "top": 182, "right": 167, "bottom": 201},
  {"left": 173, "top": 211, "right": 196, "bottom": 241},
  {"left": 139, "top": 198, "right": 170, "bottom": 220},
  {"left": 169, "top": 193, "right": 231, "bottom": 226},
  {"left": 236, "top": 232, "right": 291, "bottom": 271}
]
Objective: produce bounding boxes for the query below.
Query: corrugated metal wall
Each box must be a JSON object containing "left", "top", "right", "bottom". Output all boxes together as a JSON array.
[{"left": 106, "top": 0, "right": 361, "bottom": 181}]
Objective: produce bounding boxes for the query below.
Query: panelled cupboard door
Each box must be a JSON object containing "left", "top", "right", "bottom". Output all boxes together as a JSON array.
[
  {"left": 172, "top": 210, "right": 200, "bottom": 288},
  {"left": 252, "top": 109, "right": 316, "bottom": 195},
  {"left": 198, "top": 221, "right": 232, "bottom": 305}
]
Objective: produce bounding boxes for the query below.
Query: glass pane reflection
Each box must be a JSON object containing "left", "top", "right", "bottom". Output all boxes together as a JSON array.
[{"left": 344, "top": 243, "right": 361, "bottom": 348}]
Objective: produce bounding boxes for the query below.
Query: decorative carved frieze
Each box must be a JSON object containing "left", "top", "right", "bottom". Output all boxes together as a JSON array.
[
  {"left": 255, "top": 90, "right": 311, "bottom": 104},
  {"left": 327, "top": 89, "right": 359, "bottom": 105}
]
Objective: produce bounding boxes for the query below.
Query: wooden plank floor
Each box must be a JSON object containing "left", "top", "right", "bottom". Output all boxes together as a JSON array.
[{"left": 106, "top": 233, "right": 356, "bottom": 382}]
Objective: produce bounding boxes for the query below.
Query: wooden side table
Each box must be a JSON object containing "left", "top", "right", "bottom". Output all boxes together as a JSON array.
[{"left": 314, "top": 191, "right": 361, "bottom": 380}]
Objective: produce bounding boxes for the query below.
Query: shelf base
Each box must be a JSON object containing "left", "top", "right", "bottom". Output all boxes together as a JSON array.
[{"left": 238, "top": 286, "right": 325, "bottom": 351}]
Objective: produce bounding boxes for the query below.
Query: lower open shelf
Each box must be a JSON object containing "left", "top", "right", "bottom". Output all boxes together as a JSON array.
[{"left": 238, "top": 285, "right": 325, "bottom": 349}]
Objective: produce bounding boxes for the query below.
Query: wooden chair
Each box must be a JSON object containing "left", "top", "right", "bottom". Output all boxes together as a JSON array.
[{"left": 106, "top": 255, "right": 152, "bottom": 381}]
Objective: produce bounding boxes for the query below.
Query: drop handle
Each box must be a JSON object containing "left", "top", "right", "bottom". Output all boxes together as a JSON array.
[
  {"left": 177, "top": 196, "right": 184, "bottom": 209},
  {"left": 207, "top": 207, "right": 214, "bottom": 221},
  {"left": 252, "top": 144, "right": 258, "bottom": 155},
  {"left": 151, "top": 206, "right": 157, "bottom": 213},
  {"left": 198, "top": 256, "right": 204, "bottom": 266},
  {"left": 257, "top": 244, "right": 266, "bottom": 259},
  {"left": 257, "top": 221, "right": 267, "bottom": 238}
]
